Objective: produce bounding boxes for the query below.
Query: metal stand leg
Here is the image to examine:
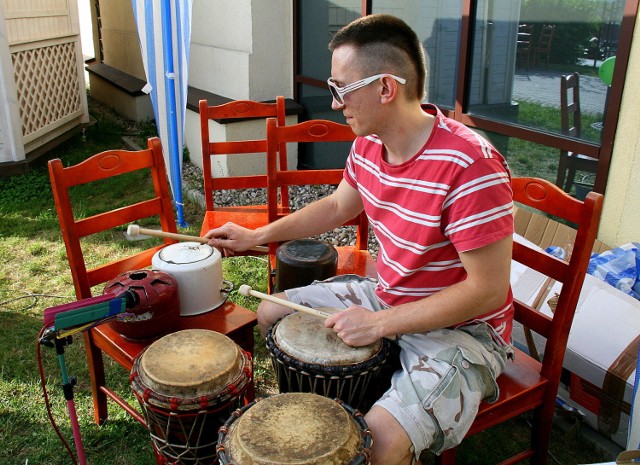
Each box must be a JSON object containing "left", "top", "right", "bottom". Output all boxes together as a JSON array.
[{"left": 54, "top": 336, "right": 87, "bottom": 465}]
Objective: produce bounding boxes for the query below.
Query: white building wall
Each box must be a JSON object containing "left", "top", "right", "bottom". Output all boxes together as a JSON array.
[
  {"left": 599, "top": 14, "right": 640, "bottom": 247},
  {"left": 249, "top": 0, "right": 292, "bottom": 100},
  {"left": 484, "top": 0, "right": 519, "bottom": 105},
  {"left": 0, "top": 4, "right": 23, "bottom": 163},
  {"left": 188, "top": 0, "right": 291, "bottom": 100},
  {"left": 99, "top": 0, "right": 144, "bottom": 78},
  {"left": 184, "top": 0, "right": 294, "bottom": 175}
]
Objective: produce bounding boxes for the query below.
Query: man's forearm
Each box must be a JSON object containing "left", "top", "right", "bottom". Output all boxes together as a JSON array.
[{"left": 253, "top": 194, "right": 353, "bottom": 245}]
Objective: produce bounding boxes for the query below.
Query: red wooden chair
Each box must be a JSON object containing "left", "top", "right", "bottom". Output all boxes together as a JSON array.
[
  {"left": 436, "top": 177, "right": 603, "bottom": 465},
  {"left": 199, "top": 96, "right": 289, "bottom": 244},
  {"left": 265, "top": 117, "right": 376, "bottom": 291},
  {"left": 48, "top": 137, "right": 257, "bottom": 426}
]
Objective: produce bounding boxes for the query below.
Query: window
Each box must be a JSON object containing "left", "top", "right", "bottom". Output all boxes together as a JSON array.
[
  {"left": 295, "top": 1, "right": 361, "bottom": 168},
  {"left": 294, "top": 0, "right": 638, "bottom": 196}
]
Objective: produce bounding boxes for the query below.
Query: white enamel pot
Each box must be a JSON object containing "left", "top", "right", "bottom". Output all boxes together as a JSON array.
[{"left": 151, "top": 242, "right": 233, "bottom": 316}]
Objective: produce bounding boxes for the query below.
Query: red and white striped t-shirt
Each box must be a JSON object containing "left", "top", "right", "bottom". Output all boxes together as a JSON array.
[{"left": 343, "top": 104, "right": 514, "bottom": 340}]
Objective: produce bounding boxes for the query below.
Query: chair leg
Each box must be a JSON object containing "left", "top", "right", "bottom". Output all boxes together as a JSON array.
[
  {"left": 564, "top": 165, "right": 577, "bottom": 194},
  {"left": 530, "top": 406, "right": 552, "bottom": 465},
  {"left": 434, "top": 447, "right": 456, "bottom": 465},
  {"left": 556, "top": 152, "right": 568, "bottom": 192},
  {"left": 83, "top": 332, "right": 109, "bottom": 425}
]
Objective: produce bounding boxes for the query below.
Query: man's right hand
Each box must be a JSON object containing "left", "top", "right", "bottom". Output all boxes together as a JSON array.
[{"left": 205, "top": 222, "right": 259, "bottom": 256}]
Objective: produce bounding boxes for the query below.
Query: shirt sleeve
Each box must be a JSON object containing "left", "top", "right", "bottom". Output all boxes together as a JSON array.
[
  {"left": 441, "top": 157, "right": 514, "bottom": 253},
  {"left": 342, "top": 140, "right": 358, "bottom": 190}
]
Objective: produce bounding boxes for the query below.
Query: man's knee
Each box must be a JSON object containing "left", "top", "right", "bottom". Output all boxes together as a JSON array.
[
  {"left": 256, "top": 294, "right": 292, "bottom": 337},
  {"left": 365, "top": 406, "right": 417, "bottom": 465}
]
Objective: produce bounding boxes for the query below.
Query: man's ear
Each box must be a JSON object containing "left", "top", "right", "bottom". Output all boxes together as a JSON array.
[{"left": 379, "top": 75, "right": 399, "bottom": 104}]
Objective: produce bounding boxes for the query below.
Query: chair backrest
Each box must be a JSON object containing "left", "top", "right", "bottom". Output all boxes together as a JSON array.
[
  {"left": 512, "top": 177, "right": 602, "bottom": 392},
  {"left": 200, "top": 96, "right": 287, "bottom": 211},
  {"left": 48, "top": 137, "right": 178, "bottom": 300},
  {"left": 265, "top": 117, "right": 369, "bottom": 250},
  {"left": 560, "top": 72, "right": 581, "bottom": 137},
  {"left": 517, "top": 24, "right": 534, "bottom": 51},
  {"left": 537, "top": 24, "right": 555, "bottom": 52}
]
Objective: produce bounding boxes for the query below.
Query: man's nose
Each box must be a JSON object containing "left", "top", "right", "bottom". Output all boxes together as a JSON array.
[{"left": 331, "top": 98, "right": 345, "bottom": 110}]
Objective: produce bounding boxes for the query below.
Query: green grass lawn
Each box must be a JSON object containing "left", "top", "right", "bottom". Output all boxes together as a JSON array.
[{"left": 0, "top": 96, "right": 617, "bottom": 465}]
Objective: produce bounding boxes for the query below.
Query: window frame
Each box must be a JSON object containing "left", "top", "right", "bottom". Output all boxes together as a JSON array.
[{"left": 292, "top": 0, "right": 639, "bottom": 195}]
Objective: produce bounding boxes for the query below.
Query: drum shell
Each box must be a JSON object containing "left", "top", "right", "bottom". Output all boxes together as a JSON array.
[
  {"left": 103, "top": 269, "right": 180, "bottom": 340},
  {"left": 130, "top": 329, "right": 252, "bottom": 465},
  {"left": 151, "top": 242, "right": 230, "bottom": 316},
  {"left": 266, "top": 313, "right": 392, "bottom": 412},
  {"left": 275, "top": 239, "right": 338, "bottom": 292}
]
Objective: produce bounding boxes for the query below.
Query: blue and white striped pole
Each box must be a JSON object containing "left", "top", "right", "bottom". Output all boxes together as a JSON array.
[{"left": 160, "top": 0, "right": 185, "bottom": 226}]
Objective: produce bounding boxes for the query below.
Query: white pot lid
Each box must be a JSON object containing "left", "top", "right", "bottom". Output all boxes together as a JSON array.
[{"left": 156, "top": 242, "right": 216, "bottom": 265}]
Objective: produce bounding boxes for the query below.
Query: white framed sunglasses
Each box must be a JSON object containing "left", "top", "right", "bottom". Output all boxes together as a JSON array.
[{"left": 327, "top": 73, "right": 406, "bottom": 106}]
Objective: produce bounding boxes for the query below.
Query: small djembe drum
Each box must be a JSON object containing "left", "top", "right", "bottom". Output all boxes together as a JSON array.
[
  {"left": 266, "top": 312, "right": 390, "bottom": 412},
  {"left": 217, "top": 392, "right": 372, "bottom": 465},
  {"left": 130, "top": 329, "right": 252, "bottom": 465},
  {"left": 274, "top": 239, "right": 338, "bottom": 292}
]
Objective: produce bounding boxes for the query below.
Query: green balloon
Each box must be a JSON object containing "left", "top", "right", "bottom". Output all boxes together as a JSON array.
[{"left": 599, "top": 56, "right": 615, "bottom": 86}]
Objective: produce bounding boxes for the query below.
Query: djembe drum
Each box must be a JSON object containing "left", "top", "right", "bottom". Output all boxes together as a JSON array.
[
  {"left": 130, "top": 329, "right": 252, "bottom": 465},
  {"left": 265, "top": 312, "right": 390, "bottom": 412},
  {"left": 274, "top": 239, "right": 338, "bottom": 292},
  {"left": 217, "top": 392, "right": 372, "bottom": 465}
]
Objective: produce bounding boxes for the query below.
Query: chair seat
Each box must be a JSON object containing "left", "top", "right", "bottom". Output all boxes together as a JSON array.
[
  {"left": 200, "top": 207, "right": 270, "bottom": 236},
  {"left": 567, "top": 152, "right": 598, "bottom": 167},
  {"left": 91, "top": 301, "right": 257, "bottom": 369},
  {"left": 336, "top": 246, "right": 377, "bottom": 278},
  {"left": 468, "top": 347, "right": 547, "bottom": 437}
]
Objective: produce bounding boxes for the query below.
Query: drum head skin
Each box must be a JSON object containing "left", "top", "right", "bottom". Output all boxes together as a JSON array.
[
  {"left": 274, "top": 312, "right": 380, "bottom": 365},
  {"left": 139, "top": 329, "right": 242, "bottom": 398},
  {"left": 224, "top": 393, "right": 362, "bottom": 465},
  {"left": 156, "top": 242, "right": 217, "bottom": 265}
]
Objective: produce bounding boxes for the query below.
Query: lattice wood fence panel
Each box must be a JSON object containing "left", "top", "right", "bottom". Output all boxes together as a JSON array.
[{"left": 11, "top": 40, "right": 82, "bottom": 141}]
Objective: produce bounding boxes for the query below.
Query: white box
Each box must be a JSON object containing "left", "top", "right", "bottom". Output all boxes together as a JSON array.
[{"left": 511, "top": 256, "right": 640, "bottom": 449}]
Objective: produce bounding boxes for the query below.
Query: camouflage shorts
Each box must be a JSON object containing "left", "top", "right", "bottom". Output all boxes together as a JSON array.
[{"left": 284, "top": 274, "right": 513, "bottom": 457}]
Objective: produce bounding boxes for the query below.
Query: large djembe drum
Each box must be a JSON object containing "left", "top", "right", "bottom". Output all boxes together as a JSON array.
[
  {"left": 217, "top": 392, "right": 372, "bottom": 465},
  {"left": 130, "top": 329, "right": 252, "bottom": 465},
  {"left": 265, "top": 312, "right": 390, "bottom": 412}
]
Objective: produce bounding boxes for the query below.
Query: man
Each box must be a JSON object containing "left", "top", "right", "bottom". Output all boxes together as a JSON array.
[{"left": 206, "top": 14, "right": 514, "bottom": 465}]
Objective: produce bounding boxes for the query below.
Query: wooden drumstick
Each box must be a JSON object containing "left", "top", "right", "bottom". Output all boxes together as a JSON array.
[
  {"left": 239, "top": 285, "right": 398, "bottom": 342},
  {"left": 238, "top": 285, "right": 334, "bottom": 319},
  {"left": 126, "top": 224, "right": 269, "bottom": 253}
]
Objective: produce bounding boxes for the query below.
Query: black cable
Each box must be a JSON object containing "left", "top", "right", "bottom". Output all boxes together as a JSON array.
[{"left": 0, "top": 293, "right": 70, "bottom": 312}]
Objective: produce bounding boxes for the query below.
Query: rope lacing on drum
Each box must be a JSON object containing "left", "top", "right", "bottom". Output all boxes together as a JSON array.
[
  {"left": 130, "top": 349, "right": 253, "bottom": 412},
  {"left": 197, "top": 396, "right": 209, "bottom": 409}
]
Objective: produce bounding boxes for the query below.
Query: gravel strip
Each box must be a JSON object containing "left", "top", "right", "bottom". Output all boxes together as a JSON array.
[{"left": 182, "top": 161, "right": 379, "bottom": 258}]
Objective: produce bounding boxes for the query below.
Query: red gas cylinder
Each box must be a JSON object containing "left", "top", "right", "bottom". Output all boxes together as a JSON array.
[{"left": 103, "top": 270, "right": 180, "bottom": 340}]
